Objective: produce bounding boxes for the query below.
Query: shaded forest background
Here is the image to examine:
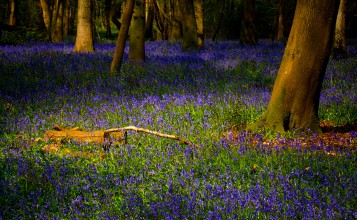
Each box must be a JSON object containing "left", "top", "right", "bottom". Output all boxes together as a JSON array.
[{"left": 1, "top": 0, "right": 357, "bottom": 45}]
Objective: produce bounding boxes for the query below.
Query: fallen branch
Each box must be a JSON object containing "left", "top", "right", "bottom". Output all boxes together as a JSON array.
[{"left": 105, "top": 126, "right": 200, "bottom": 148}]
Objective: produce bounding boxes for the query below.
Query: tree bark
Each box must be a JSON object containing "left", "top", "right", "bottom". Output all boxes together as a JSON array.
[
  {"left": 52, "top": 0, "right": 64, "bottom": 43},
  {"left": 9, "top": 0, "right": 17, "bottom": 26},
  {"left": 249, "top": 0, "right": 339, "bottom": 134},
  {"left": 110, "top": 0, "right": 135, "bottom": 75},
  {"left": 40, "top": 0, "right": 52, "bottom": 39},
  {"left": 240, "top": 0, "right": 257, "bottom": 45},
  {"left": 169, "top": 0, "right": 183, "bottom": 42},
  {"left": 194, "top": 0, "right": 204, "bottom": 48},
  {"left": 104, "top": 0, "right": 112, "bottom": 37},
  {"left": 129, "top": 0, "right": 146, "bottom": 62},
  {"left": 276, "top": 0, "right": 285, "bottom": 41},
  {"left": 179, "top": 0, "right": 198, "bottom": 50},
  {"left": 63, "top": 0, "right": 70, "bottom": 38},
  {"left": 333, "top": 0, "right": 347, "bottom": 58},
  {"left": 74, "top": 0, "right": 94, "bottom": 52},
  {"left": 145, "top": 0, "right": 154, "bottom": 40},
  {"left": 110, "top": 1, "right": 122, "bottom": 31}
]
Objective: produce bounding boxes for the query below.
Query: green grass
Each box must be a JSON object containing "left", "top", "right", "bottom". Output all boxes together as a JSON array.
[{"left": 0, "top": 40, "right": 356, "bottom": 219}]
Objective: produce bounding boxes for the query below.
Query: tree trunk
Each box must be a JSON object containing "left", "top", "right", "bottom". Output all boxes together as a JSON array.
[
  {"left": 194, "top": 0, "right": 204, "bottom": 48},
  {"left": 129, "top": 0, "right": 146, "bottom": 62},
  {"left": 110, "top": 0, "right": 135, "bottom": 75},
  {"left": 249, "top": 0, "right": 339, "bottom": 134},
  {"left": 63, "top": 0, "right": 70, "bottom": 38},
  {"left": 110, "top": 1, "right": 122, "bottom": 31},
  {"left": 212, "top": 0, "right": 225, "bottom": 41},
  {"left": 9, "top": 0, "right": 17, "bottom": 26},
  {"left": 169, "top": 0, "right": 183, "bottom": 42},
  {"left": 52, "top": 0, "right": 64, "bottom": 43},
  {"left": 145, "top": 0, "right": 154, "bottom": 40},
  {"left": 240, "top": 0, "right": 257, "bottom": 45},
  {"left": 276, "top": 0, "right": 285, "bottom": 41},
  {"left": 104, "top": 0, "right": 112, "bottom": 37},
  {"left": 40, "top": 0, "right": 52, "bottom": 39},
  {"left": 333, "top": 0, "right": 347, "bottom": 58},
  {"left": 180, "top": 0, "right": 198, "bottom": 50},
  {"left": 74, "top": 0, "right": 94, "bottom": 52}
]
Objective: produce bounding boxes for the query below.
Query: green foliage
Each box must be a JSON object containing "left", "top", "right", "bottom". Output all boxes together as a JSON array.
[{"left": 229, "top": 60, "right": 275, "bottom": 88}]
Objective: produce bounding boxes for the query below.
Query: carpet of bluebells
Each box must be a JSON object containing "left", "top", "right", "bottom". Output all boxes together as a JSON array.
[{"left": 0, "top": 40, "right": 356, "bottom": 219}]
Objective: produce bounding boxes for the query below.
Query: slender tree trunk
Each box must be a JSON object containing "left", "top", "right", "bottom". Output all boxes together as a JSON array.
[
  {"left": 212, "top": 0, "right": 225, "bottom": 41},
  {"left": 169, "top": 0, "right": 182, "bottom": 41},
  {"left": 333, "top": 0, "right": 347, "bottom": 58},
  {"left": 110, "top": 0, "right": 135, "bottom": 75},
  {"left": 52, "top": 0, "right": 64, "bottom": 43},
  {"left": 9, "top": 0, "right": 17, "bottom": 26},
  {"left": 145, "top": 0, "right": 154, "bottom": 40},
  {"left": 40, "top": 0, "right": 52, "bottom": 39},
  {"left": 249, "top": 0, "right": 339, "bottom": 134},
  {"left": 194, "top": 0, "right": 204, "bottom": 48},
  {"left": 105, "top": 0, "right": 112, "bottom": 37},
  {"left": 110, "top": 1, "right": 122, "bottom": 31},
  {"left": 74, "top": 0, "right": 94, "bottom": 52},
  {"left": 276, "top": 0, "right": 285, "bottom": 40},
  {"left": 129, "top": 0, "right": 146, "bottom": 62},
  {"left": 180, "top": 0, "right": 198, "bottom": 50},
  {"left": 240, "top": 0, "right": 257, "bottom": 45},
  {"left": 63, "top": 0, "right": 70, "bottom": 38}
]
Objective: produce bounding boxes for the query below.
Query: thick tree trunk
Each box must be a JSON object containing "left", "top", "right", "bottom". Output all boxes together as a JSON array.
[
  {"left": 74, "top": 0, "right": 94, "bottom": 52},
  {"left": 129, "top": 0, "right": 146, "bottom": 62},
  {"left": 276, "top": 0, "right": 285, "bottom": 41},
  {"left": 110, "top": 0, "right": 135, "bottom": 75},
  {"left": 333, "top": 0, "right": 347, "bottom": 58},
  {"left": 194, "top": 0, "right": 204, "bottom": 48},
  {"left": 180, "top": 0, "right": 198, "bottom": 50},
  {"left": 249, "top": 0, "right": 339, "bottom": 134},
  {"left": 240, "top": 0, "right": 257, "bottom": 45}
]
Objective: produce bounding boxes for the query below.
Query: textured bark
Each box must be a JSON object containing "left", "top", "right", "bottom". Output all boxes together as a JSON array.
[
  {"left": 276, "top": 0, "right": 285, "bottom": 40},
  {"left": 250, "top": 0, "right": 339, "bottom": 134},
  {"left": 110, "top": 0, "right": 135, "bottom": 75},
  {"left": 240, "top": 0, "right": 257, "bottom": 45},
  {"left": 74, "top": 0, "right": 94, "bottom": 52},
  {"left": 194, "top": 0, "right": 204, "bottom": 48},
  {"left": 333, "top": 0, "right": 347, "bottom": 58},
  {"left": 129, "top": 0, "right": 146, "bottom": 62},
  {"left": 180, "top": 0, "right": 198, "bottom": 50}
]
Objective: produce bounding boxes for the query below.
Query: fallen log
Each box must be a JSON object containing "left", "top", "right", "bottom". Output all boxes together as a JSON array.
[
  {"left": 44, "top": 128, "right": 127, "bottom": 147},
  {"left": 43, "top": 125, "right": 199, "bottom": 149}
]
